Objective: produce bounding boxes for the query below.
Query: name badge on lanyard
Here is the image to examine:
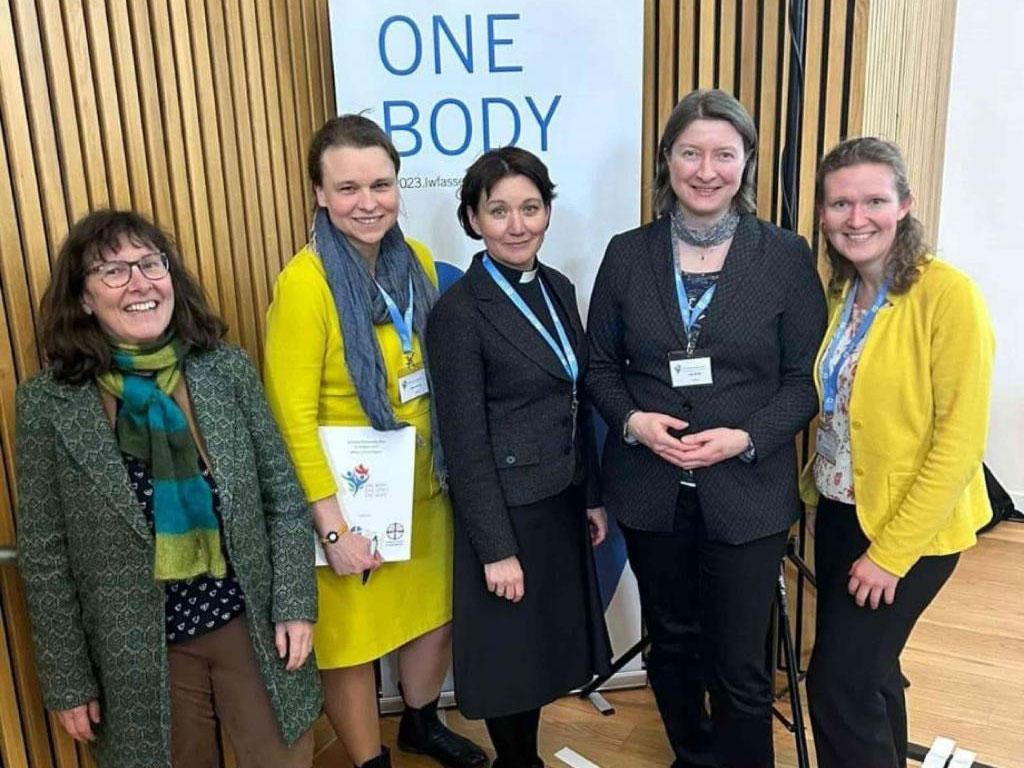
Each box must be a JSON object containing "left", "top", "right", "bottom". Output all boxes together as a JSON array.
[
  {"left": 376, "top": 276, "right": 430, "bottom": 404},
  {"left": 481, "top": 254, "right": 580, "bottom": 419},
  {"left": 669, "top": 265, "right": 716, "bottom": 387},
  {"left": 816, "top": 426, "right": 839, "bottom": 464},
  {"left": 669, "top": 352, "right": 713, "bottom": 387}
]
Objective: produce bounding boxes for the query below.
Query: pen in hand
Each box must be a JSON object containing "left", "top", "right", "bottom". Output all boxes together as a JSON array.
[{"left": 353, "top": 529, "right": 379, "bottom": 586}]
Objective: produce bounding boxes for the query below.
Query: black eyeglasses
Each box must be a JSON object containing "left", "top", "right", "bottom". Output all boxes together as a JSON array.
[{"left": 88, "top": 252, "right": 169, "bottom": 288}]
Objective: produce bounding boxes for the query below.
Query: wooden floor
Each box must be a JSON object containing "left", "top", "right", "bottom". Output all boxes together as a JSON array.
[{"left": 313, "top": 523, "right": 1024, "bottom": 768}]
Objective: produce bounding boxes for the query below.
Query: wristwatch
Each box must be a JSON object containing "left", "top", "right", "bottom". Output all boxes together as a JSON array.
[
  {"left": 320, "top": 529, "right": 345, "bottom": 545},
  {"left": 622, "top": 409, "right": 640, "bottom": 445},
  {"left": 739, "top": 435, "right": 757, "bottom": 463}
]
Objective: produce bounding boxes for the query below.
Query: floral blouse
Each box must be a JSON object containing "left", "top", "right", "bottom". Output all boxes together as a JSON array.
[{"left": 814, "top": 305, "right": 867, "bottom": 504}]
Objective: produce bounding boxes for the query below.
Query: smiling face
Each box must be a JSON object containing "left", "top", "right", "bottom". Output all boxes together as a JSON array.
[
  {"left": 81, "top": 236, "right": 176, "bottom": 345},
  {"left": 819, "top": 162, "right": 912, "bottom": 279},
  {"left": 315, "top": 145, "right": 399, "bottom": 262},
  {"left": 667, "top": 118, "right": 746, "bottom": 225},
  {"left": 469, "top": 174, "right": 550, "bottom": 270}
]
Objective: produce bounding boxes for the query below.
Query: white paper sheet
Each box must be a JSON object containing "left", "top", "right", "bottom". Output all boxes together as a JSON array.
[{"left": 314, "top": 425, "right": 416, "bottom": 565}]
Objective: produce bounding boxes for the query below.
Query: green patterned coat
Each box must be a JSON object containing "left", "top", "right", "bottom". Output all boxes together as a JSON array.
[{"left": 15, "top": 344, "right": 322, "bottom": 768}]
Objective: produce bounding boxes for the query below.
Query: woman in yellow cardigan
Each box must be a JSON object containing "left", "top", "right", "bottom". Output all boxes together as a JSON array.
[
  {"left": 803, "top": 137, "right": 995, "bottom": 768},
  {"left": 263, "top": 115, "right": 485, "bottom": 768}
]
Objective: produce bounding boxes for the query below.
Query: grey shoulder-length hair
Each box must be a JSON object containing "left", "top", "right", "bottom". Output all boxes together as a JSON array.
[{"left": 652, "top": 89, "right": 759, "bottom": 218}]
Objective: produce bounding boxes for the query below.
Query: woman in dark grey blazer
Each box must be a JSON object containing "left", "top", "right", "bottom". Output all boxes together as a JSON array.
[
  {"left": 427, "top": 148, "right": 611, "bottom": 768},
  {"left": 16, "top": 210, "right": 320, "bottom": 768},
  {"left": 587, "top": 90, "right": 827, "bottom": 767}
]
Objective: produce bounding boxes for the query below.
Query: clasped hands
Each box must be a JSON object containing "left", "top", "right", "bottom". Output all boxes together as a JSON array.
[{"left": 627, "top": 411, "right": 749, "bottom": 469}]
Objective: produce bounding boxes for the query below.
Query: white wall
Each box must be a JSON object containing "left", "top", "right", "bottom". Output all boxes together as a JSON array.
[{"left": 938, "top": 0, "right": 1024, "bottom": 509}]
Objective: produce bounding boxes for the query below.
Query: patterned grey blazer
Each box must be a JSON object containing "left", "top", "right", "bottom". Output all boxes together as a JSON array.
[
  {"left": 586, "top": 214, "right": 827, "bottom": 542},
  {"left": 15, "top": 344, "right": 322, "bottom": 768}
]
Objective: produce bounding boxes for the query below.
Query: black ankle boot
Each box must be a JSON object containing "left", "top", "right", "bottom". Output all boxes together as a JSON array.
[
  {"left": 398, "top": 696, "right": 488, "bottom": 768},
  {"left": 358, "top": 745, "right": 391, "bottom": 768}
]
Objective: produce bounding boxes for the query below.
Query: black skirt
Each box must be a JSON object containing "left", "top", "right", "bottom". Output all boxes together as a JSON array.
[{"left": 452, "top": 484, "right": 612, "bottom": 719}]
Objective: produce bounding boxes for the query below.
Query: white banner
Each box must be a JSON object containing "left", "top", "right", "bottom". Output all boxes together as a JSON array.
[
  {"left": 327, "top": 0, "right": 644, "bottom": 313},
  {"left": 327, "top": 0, "right": 647, "bottom": 701}
]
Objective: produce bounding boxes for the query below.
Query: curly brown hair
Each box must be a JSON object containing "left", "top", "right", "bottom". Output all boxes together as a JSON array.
[
  {"left": 39, "top": 209, "right": 227, "bottom": 384},
  {"left": 815, "top": 137, "right": 928, "bottom": 297}
]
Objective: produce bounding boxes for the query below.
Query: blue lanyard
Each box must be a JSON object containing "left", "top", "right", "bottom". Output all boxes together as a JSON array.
[
  {"left": 673, "top": 265, "right": 716, "bottom": 350},
  {"left": 819, "top": 278, "right": 889, "bottom": 417},
  {"left": 482, "top": 255, "right": 579, "bottom": 387},
  {"left": 376, "top": 276, "right": 415, "bottom": 357}
]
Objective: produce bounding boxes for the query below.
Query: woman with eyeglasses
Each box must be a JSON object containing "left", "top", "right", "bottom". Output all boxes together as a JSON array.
[{"left": 15, "top": 209, "right": 322, "bottom": 768}]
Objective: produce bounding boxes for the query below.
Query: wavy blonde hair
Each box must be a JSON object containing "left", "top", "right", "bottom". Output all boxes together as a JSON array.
[{"left": 815, "top": 137, "right": 928, "bottom": 297}]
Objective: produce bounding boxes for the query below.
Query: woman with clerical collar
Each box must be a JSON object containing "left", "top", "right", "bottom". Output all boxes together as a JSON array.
[
  {"left": 586, "top": 89, "right": 828, "bottom": 767},
  {"left": 427, "top": 146, "right": 612, "bottom": 768}
]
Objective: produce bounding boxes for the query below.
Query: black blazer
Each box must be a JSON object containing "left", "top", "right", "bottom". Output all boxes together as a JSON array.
[
  {"left": 586, "top": 214, "right": 827, "bottom": 542},
  {"left": 427, "top": 253, "right": 601, "bottom": 564}
]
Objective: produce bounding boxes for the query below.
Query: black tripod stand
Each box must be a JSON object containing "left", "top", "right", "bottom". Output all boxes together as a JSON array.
[{"left": 578, "top": 553, "right": 812, "bottom": 768}]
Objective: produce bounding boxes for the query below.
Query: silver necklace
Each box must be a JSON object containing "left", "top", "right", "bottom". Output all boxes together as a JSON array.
[{"left": 671, "top": 206, "right": 740, "bottom": 253}]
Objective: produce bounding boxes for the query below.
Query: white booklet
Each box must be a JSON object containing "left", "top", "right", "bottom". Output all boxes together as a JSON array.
[{"left": 314, "top": 425, "right": 416, "bottom": 566}]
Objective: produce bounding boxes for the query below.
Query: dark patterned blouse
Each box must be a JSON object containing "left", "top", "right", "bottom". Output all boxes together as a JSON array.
[
  {"left": 123, "top": 454, "right": 246, "bottom": 644},
  {"left": 681, "top": 269, "right": 721, "bottom": 349}
]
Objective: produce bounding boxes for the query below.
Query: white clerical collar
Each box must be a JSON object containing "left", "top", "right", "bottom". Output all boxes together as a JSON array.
[{"left": 519, "top": 267, "right": 538, "bottom": 283}]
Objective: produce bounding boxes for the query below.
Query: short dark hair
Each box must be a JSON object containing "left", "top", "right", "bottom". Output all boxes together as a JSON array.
[
  {"left": 39, "top": 209, "right": 227, "bottom": 384},
  {"left": 307, "top": 114, "right": 401, "bottom": 189},
  {"left": 653, "top": 89, "right": 759, "bottom": 217},
  {"left": 456, "top": 146, "right": 556, "bottom": 239},
  {"left": 815, "top": 137, "right": 927, "bottom": 296}
]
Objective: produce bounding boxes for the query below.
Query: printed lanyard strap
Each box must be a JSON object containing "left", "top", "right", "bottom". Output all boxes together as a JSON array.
[
  {"left": 819, "top": 278, "right": 889, "bottom": 417},
  {"left": 482, "top": 255, "right": 579, "bottom": 387},
  {"left": 673, "top": 265, "right": 716, "bottom": 353},
  {"left": 376, "top": 276, "right": 415, "bottom": 356}
]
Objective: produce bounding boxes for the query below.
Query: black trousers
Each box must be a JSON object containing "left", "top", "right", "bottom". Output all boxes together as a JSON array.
[
  {"left": 621, "top": 486, "right": 788, "bottom": 768},
  {"left": 806, "top": 497, "right": 959, "bottom": 768},
  {"left": 484, "top": 708, "right": 541, "bottom": 768}
]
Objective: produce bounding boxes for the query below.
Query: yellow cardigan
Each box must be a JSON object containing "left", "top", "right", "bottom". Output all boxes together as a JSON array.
[
  {"left": 801, "top": 257, "right": 995, "bottom": 576},
  {"left": 262, "top": 239, "right": 439, "bottom": 503}
]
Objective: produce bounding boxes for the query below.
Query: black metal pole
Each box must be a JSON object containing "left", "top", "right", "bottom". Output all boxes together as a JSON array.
[
  {"left": 779, "top": 0, "right": 814, "bottom": 685},
  {"left": 778, "top": 570, "right": 812, "bottom": 768},
  {"left": 780, "top": 0, "right": 808, "bottom": 232}
]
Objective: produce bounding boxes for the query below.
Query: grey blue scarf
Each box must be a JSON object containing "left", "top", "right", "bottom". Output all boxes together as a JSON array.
[{"left": 312, "top": 207, "right": 446, "bottom": 485}]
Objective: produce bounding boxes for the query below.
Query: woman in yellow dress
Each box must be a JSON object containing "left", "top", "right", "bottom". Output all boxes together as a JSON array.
[{"left": 263, "top": 114, "right": 486, "bottom": 768}]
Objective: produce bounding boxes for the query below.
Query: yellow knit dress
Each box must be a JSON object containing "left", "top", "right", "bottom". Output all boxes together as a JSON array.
[{"left": 263, "top": 241, "right": 453, "bottom": 668}]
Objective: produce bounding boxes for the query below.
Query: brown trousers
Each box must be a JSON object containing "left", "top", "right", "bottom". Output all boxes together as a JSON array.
[{"left": 167, "top": 614, "right": 314, "bottom": 768}]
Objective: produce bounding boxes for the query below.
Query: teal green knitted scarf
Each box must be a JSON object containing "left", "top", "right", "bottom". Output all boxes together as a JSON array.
[{"left": 97, "top": 337, "right": 226, "bottom": 581}]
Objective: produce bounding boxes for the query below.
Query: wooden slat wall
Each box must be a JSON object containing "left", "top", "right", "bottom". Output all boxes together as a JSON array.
[
  {"left": 644, "top": 0, "right": 865, "bottom": 248},
  {"left": 0, "top": 2, "right": 956, "bottom": 766},
  {"left": 0, "top": 1, "right": 332, "bottom": 766},
  {"left": 859, "top": 0, "right": 958, "bottom": 243}
]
